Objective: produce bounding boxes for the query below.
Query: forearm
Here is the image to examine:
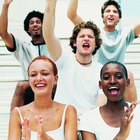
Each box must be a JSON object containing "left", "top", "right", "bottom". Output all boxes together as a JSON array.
[
  {"left": 0, "top": 2, "right": 9, "bottom": 37},
  {"left": 43, "top": 0, "right": 62, "bottom": 61},
  {"left": 113, "top": 133, "right": 127, "bottom": 140},
  {"left": 67, "top": 0, "right": 84, "bottom": 26},
  {"left": 43, "top": 0, "right": 56, "bottom": 42}
]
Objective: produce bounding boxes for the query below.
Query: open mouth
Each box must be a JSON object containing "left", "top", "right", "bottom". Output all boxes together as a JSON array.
[
  {"left": 35, "top": 83, "right": 46, "bottom": 88},
  {"left": 108, "top": 86, "right": 119, "bottom": 95},
  {"left": 82, "top": 43, "right": 90, "bottom": 49}
]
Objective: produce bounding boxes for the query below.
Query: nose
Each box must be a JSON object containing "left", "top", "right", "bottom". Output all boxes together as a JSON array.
[
  {"left": 109, "top": 76, "right": 116, "bottom": 84},
  {"left": 84, "top": 35, "right": 89, "bottom": 41},
  {"left": 36, "top": 73, "right": 43, "bottom": 81}
]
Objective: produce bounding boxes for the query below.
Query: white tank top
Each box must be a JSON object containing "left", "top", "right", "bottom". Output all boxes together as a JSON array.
[{"left": 16, "top": 105, "right": 68, "bottom": 140}]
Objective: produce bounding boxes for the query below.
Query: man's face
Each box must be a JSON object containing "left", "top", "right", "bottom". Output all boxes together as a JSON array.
[
  {"left": 74, "top": 28, "right": 96, "bottom": 56},
  {"left": 28, "top": 17, "right": 42, "bottom": 37},
  {"left": 103, "top": 5, "right": 120, "bottom": 28}
]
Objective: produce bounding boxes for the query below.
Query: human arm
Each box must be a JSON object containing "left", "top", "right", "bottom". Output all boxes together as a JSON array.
[
  {"left": 65, "top": 105, "right": 77, "bottom": 140},
  {"left": 96, "top": 91, "right": 107, "bottom": 106},
  {"left": 8, "top": 108, "right": 21, "bottom": 140},
  {"left": 0, "top": 0, "right": 14, "bottom": 49},
  {"left": 43, "top": 0, "right": 62, "bottom": 61},
  {"left": 134, "top": 23, "right": 140, "bottom": 37},
  {"left": 113, "top": 102, "right": 136, "bottom": 140},
  {"left": 67, "top": 0, "right": 84, "bottom": 26},
  {"left": 81, "top": 131, "right": 96, "bottom": 140}
]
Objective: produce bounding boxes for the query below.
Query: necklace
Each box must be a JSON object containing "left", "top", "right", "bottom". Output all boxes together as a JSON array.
[{"left": 75, "top": 56, "right": 92, "bottom": 66}]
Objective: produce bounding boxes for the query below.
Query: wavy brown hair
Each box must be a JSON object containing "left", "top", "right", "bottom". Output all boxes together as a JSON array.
[{"left": 69, "top": 21, "right": 102, "bottom": 55}]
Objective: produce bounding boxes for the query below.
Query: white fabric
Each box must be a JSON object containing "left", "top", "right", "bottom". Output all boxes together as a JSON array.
[
  {"left": 94, "top": 26, "right": 135, "bottom": 64},
  {"left": 7, "top": 36, "right": 49, "bottom": 80},
  {"left": 16, "top": 105, "right": 68, "bottom": 140},
  {"left": 78, "top": 104, "right": 140, "bottom": 140},
  {"left": 54, "top": 47, "right": 103, "bottom": 116}
]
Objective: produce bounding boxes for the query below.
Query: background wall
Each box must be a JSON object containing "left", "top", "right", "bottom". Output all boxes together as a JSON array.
[{"left": 0, "top": 0, "right": 139, "bottom": 41}]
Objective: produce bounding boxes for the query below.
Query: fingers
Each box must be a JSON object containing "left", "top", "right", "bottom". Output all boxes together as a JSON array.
[
  {"left": 21, "top": 110, "right": 31, "bottom": 140},
  {"left": 35, "top": 115, "right": 44, "bottom": 138},
  {"left": 124, "top": 102, "right": 137, "bottom": 122}
]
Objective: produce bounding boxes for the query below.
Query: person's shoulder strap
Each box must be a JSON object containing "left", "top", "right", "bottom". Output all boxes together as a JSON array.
[
  {"left": 15, "top": 107, "right": 24, "bottom": 123},
  {"left": 61, "top": 105, "right": 68, "bottom": 124}
]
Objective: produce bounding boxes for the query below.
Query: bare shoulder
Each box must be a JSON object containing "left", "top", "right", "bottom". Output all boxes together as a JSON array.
[
  {"left": 66, "top": 105, "right": 77, "bottom": 112},
  {"left": 65, "top": 105, "right": 77, "bottom": 119}
]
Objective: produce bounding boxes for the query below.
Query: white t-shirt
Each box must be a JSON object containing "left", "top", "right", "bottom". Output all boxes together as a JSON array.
[
  {"left": 79, "top": 104, "right": 140, "bottom": 140},
  {"left": 54, "top": 47, "right": 103, "bottom": 116},
  {"left": 7, "top": 35, "right": 48, "bottom": 80}
]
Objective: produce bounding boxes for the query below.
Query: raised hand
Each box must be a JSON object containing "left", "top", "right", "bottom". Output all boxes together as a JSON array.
[
  {"left": 113, "top": 102, "right": 137, "bottom": 140},
  {"left": 4, "top": 0, "right": 13, "bottom": 5},
  {"left": 21, "top": 118, "right": 31, "bottom": 140}
]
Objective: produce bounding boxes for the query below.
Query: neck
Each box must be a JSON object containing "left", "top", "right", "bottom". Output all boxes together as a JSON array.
[
  {"left": 104, "top": 26, "right": 115, "bottom": 32},
  {"left": 32, "top": 36, "right": 45, "bottom": 45},
  {"left": 75, "top": 56, "right": 92, "bottom": 66},
  {"left": 104, "top": 99, "right": 128, "bottom": 111},
  {"left": 34, "top": 96, "right": 53, "bottom": 109}
]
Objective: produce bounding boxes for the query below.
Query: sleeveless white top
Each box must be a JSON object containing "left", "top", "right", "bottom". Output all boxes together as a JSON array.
[{"left": 16, "top": 105, "right": 68, "bottom": 140}]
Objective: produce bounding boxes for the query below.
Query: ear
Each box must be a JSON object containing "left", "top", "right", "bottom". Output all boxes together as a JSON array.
[
  {"left": 73, "top": 41, "right": 76, "bottom": 47},
  {"left": 126, "top": 79, "right": 130, "bottom": 87},
  {"left": 54, "top": 75, "right": 58, "bottom": 85},
  {"left": 99, "top": 81, "right": 102, "bottom": 89}
]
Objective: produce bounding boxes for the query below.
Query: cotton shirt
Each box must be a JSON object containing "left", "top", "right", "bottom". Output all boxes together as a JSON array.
[
  {"left": 7, "top": 35, "right": 48, "bottom": 80},
  {"left": 94, "top": 26, "right": 135, "bottom": 64},
  {"left": 78, "top": 104, "right": 140, "bottom": 140},
  {"left": 54, "top": 47, "right": 103, "bottom": 116}
]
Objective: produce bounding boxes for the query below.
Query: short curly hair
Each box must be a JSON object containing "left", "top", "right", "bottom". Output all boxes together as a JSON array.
[
  {"left": 101, "top": 0, "right": 122, "bottom": 19},
  {"left": 24, "top": 10, "right": 44, "bottom": 36},
  {"left": 69, "top": 21, "right": 102, "bottom": 55}
]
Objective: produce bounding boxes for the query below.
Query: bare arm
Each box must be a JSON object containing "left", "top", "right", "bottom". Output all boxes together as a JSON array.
[
  {"left": 134, "top": 23, "right": 140, "bottom": 37},
  {"left": 65, "top": 105, "right": 77, "bottom": 140},
  {"left": 43, "top": 0, "right": 62, "bottom": 61},
  {"left": 67, "top": 0, "right": 84, "bottom": 26},
  {"left": 81, "top": 131, "right": 96, "bottom": 140},
  {"left": 8, "top": 108, "right": 21, "bottom": 140},
  {"left": 0, "top": 0, "right": 14, "bottom": 49}
]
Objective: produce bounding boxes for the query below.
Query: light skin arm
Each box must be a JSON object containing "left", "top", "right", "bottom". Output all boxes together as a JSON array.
[
  {"left": 67, "top": 0, "right": 84, "bottom": 26},
  {"left": 134, "top": 23, "right": 140, "bottom": 37},
  {"left": 0, "top": 0, "right": 14, "bottom": 49},
  {"left": 43, "top": 0, "right": 62, "bottom": 61},
  {"left": 8, "top": 108, "right": 21, "bottom": 140},
  {"left": 65, "top": 105, "right": 77, "bottom": 140},
  {"left": 81, "top": 131, "right": 96, "bottom": 140}
]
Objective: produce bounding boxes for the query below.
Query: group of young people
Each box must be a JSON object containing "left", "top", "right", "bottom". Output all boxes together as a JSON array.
[{"left": 0, "top": 0, "right": 140, "bottom": 139}]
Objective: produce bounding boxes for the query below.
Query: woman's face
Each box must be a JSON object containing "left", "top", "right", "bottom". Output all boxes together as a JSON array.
[
  {"left": 99, "top": 63, "right": 129, "bottom": 102},
  {"left": 28, "top": 59, "right": 57, "bottom": 96}
]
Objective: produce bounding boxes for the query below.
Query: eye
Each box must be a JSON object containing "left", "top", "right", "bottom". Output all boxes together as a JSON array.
[
  {"left": 36, "top": 20, "right": 41, "bottom": 24},
  {"left": 79, "top": 35, "right": 85, "bottom": 38},
  {"left": 30, "top": 73, "right": 37, "bottom": 77},
  {"left": 105, "top": 9, "right": 110, "bottom": 13},
  {"left": 42, "top": 72, "right": 49, "bottom": 76},
  {"left": 29, "top": 21, "right": 34, "bottom": 25},
  {"left": 116, "top": 73, "right": 123, "bottom": 79},
  {"left": 102, "top": 74, "right": 109, "bottom": 80},
  {"left": 88, "top": 35, "right": 95, "bottom": 39}
]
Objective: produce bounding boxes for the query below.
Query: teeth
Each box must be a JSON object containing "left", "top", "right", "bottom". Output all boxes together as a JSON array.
[
  {"left": 36, "top": 84, "right": 45, "bottom": 87},
  {"left": 83, "top": 43, "right": 89, "bottom": 48},
  {"left": 109, "top": 87, "right": 118, "bottom": 90}
]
